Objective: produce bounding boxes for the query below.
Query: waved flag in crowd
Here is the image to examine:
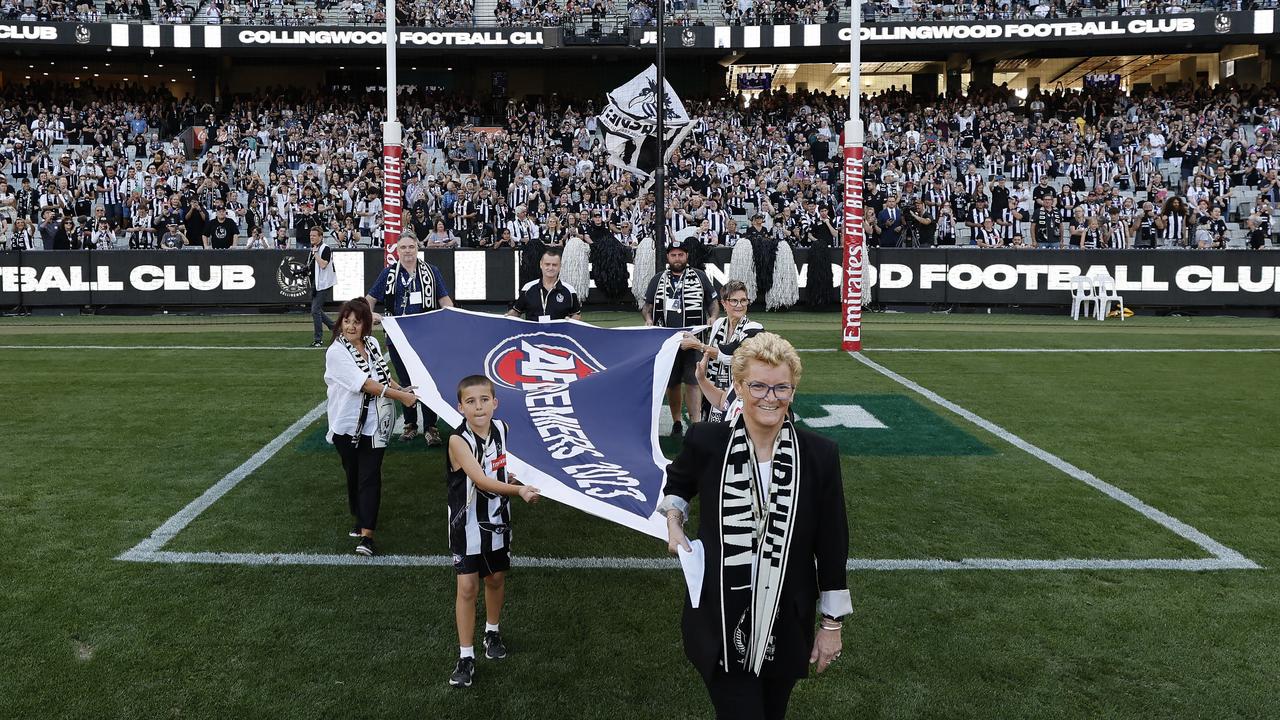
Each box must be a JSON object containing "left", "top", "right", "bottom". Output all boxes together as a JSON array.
[
  {"left": 382, "top": 308, "right": 684, "bottom": 539},
  {"left": 597, "top": 63, "right": 698, "bottom": 188}
]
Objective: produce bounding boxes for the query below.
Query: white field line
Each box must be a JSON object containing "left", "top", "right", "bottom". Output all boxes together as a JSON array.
[
  {"left": 7, "top": 345, "right": 1278, "bottom": 354},
  {"left": 0, "top": 344, "right": 317, "bottom": 351},
  {"left": 849, "top": 351, "right": 1260, "bottom": 569},
  {"left": 122, "top": 550, "right": 1259, "bottom": 572},
  {"left": 863, "top": 348, "right": 1280, "bottom": 353},
  {"left": 116, "top": 359, "right": 1262, "bottom": 572},
  {"left": 116, "top": 401, "right": 326, "bottom": 560}
]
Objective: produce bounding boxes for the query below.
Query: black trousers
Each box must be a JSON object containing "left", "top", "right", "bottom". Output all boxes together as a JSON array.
[
  {"left": 333, "top": 434, "right": 385, "bottom": 531},
  {"left": 387, "top": 340, "right": 436, "bottom": 429},
  {"left": 702, "top": 669, "right": 799, "bottom": 720},
  {"left": 311, "top": 290, "right": 335, "bottom": 342}
]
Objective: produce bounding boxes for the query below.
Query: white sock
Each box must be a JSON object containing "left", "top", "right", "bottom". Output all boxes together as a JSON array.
[
  {"left": 485, "top": 623, "right": 500, "bottom": 633},
  {"left": 459, "top": 646, "right": 475, "bottom": 659}
]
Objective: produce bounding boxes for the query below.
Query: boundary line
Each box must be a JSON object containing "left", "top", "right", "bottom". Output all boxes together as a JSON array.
[
  {"left": 116, "top": 402, "right": 326, "bottom": 560},
  {"left": 10, "top": 345, "right": 1278, "bottom": 354},
  {"left": 116, "top": 361, "right": 1262, "bottom": 573},
  {"left": 123, "top": 550, "right": 1257, "bottom": 572},
  {"left": 862, "top": 348, "right": 1280, "bottom": 354},
  {"left": 848, "top": 351, "right": 1260, "bottom": 569}
]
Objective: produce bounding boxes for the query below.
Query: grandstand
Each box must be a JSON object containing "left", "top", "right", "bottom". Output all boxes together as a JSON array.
[{"left": 3, "top": 1, "right": 1280, "bottom": 718}]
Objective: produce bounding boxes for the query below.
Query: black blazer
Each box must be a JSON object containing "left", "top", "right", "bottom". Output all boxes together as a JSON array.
[{"left": 664, "top": 422, "right": 849, "bottom": 679}]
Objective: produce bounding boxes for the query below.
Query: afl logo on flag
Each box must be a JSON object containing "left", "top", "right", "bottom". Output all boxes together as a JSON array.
[{"left": 484, "top": 333, "right": 606, "bottom": 391}]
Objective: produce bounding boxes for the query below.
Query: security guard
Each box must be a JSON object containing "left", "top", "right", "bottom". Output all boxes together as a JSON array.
[{"left": 506, "top": 247, "right": 582, "bottom": 322}]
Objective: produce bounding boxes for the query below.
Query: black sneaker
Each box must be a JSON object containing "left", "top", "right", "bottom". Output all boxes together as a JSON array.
[
  {"left": 310, "top": 340, "right": 323, "bottom": 348},
  {"left": 424, "top": 426, "right": 443, "bottom": 447},
  {"left": 483, "top": 630, "right": 508, "bottom": 660},
  {"left": 449, "top": 657, "right": 475, "bottom": 688},
  {"left": 355, "top": 536, "right": 375, "bottom": 557},
  {"left": 348, "top": 525, "right": 361, "bottom": 538},
  {"left": 670, "top": 421, "right": 683, "bottom": 438}
]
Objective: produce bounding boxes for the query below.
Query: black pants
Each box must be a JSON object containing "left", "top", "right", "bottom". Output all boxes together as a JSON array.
[
  {"left": 311, "top": 290, "right": 335, "bottom": 342},
  {"left": 387, "top": 340, "right": 436, "bottom": 430},
  {"left": 333, "top": 434, "right": 385, "bottom": 532},
  {"left": 702, "top": 669, "right": 798, "bottom": 720}
]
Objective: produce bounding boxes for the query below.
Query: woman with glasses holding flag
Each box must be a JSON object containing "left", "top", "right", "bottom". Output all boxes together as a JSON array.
[
  {"left": 680, "top": 280, "right": 763, "bottom": 423},
  {"left": 659, "top": 333, "right": 851, "bottom": 720}
]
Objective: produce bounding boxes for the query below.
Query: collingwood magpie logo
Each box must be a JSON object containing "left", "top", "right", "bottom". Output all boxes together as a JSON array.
[
  {"left": 484, "top": 333, "right": 605, "bottom": 391},
  {"left": 275, "top": 256, "right": 310, "bottom": 299},
  {"left": 1214, "top": 13, "right": 1232, "bottom": 33},
  {"left": 681, "top": 28, "right": 696, "bottom": 47},
  {"left": 75, "top": 25, "right": 91, "bottom": 44}
]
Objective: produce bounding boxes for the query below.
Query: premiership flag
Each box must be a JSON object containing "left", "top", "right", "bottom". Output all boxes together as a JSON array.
[
  {"left": 598, "top": 64, "right": 697, "bottom": 188},
  {"left": 382, "top": 308, "right": 684, "bottom": 539}
]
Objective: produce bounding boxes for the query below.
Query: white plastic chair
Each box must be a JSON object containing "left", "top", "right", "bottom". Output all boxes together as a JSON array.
[
  {"left": 1094, "top": 275, "right": 1125, "bottom": 321},
  {"left": 1069, "top": 275, "right": 1097, "bottom": 321}
]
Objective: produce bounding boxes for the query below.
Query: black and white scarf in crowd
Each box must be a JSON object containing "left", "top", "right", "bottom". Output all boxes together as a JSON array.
[
  {"left": 338, "top": 335, "right": 394, "bottom": 449},
  {"left": 652, "top": 268, "right": 706, "bottom": 328},
  {"left": 383, "top": 260, "right": 437, "bottom": 316},
  {"left": 718, "top": 416, "right": 800, "bottom": 675}
]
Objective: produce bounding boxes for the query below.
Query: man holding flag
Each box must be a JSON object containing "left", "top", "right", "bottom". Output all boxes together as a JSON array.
[
  {"left": 365, "top": 233, "right": 454, "bottom": 445},
  {"left": 642, "top": 238, "right": 717, "bottom": 438}
]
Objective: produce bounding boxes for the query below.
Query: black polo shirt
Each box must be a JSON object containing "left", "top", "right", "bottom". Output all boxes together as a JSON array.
[{"left": 511, "top": 279, "right": 581, "bottom": 321}]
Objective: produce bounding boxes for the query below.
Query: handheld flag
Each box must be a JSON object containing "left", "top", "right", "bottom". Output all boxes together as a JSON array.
[
  {"left": 382, "top": 308, "right": 684, "bottom": 539},
  {"left": 598, "top": 64, "right": 697, "bottom": 188}
]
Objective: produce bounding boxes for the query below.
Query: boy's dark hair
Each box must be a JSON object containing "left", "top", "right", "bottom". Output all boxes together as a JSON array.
[{"left": 457, "top": 374, "right": 495, "bottom": 401}]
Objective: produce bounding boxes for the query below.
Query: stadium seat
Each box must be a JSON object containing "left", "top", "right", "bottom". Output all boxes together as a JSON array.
[{"left": 1070, "top": 276, "right": 1098, "bottom": 321}]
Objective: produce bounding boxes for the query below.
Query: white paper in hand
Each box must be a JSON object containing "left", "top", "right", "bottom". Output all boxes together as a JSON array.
[{"left": 677, "top": 539, "right": 705, "bottom": 609}]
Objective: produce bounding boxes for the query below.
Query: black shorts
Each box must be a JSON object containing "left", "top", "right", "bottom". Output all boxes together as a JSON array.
[
  {"left": 453, "top": 547, "right": 511, "bottom": 578},
  {"left": 667, "top": 347, "right": 700, "bottom": 388}
]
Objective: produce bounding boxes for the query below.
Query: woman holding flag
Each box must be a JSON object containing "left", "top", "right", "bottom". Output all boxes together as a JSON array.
[
  {"left": 679, "top": 279, "right": 763, "bottom": 423},
  {"left": 659, "top": 333, "right": 851, "bottom": 720}
]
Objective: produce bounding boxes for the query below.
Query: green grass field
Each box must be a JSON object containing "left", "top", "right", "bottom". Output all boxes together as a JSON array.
[{"left": 2, "top": 311, "right": 1279, "bottom": 719}]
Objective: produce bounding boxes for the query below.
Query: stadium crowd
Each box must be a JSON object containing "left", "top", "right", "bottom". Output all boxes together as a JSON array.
[
  {"left": 3, "top": 77, "right": 1280, "bottom": 262},
  {"left": 19, "top": 0, "right": 1265, "bottom": 26}
]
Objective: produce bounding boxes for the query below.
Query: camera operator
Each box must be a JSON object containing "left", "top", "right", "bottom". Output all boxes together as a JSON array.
[
  {"left": 906, "top": 198, "right": 935, "bottom": 247},
  {"left": 1130, "top": 201, "right": 1159, "bottom": 249}
]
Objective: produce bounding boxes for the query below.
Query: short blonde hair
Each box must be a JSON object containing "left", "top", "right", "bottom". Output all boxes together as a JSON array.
[{"left": 730, "top": 332, "right": 802, "bottom": 387}]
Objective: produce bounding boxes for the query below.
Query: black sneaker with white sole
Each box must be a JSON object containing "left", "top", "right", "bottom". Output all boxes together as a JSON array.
[
  {"left": 449, "top": 657, "right": 475, "bottom": 688},
  {"left": 355, "top": 536, "right": 375, "bottom": 557},
  {"left": 483, "top": 630, "right": 508, "bottom": 660},
  {"left": 348, "top": 525, "right": 361, "bottom": 538}
]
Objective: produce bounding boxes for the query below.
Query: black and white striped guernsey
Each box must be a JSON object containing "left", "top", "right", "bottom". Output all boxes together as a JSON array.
[{"left": 447, "top": 420, "right": 512, "bottom": 557}]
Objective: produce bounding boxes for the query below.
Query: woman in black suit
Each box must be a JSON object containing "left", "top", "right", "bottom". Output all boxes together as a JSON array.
[{"left": 660, "top": 332, "right": 850, "bottom": 720}]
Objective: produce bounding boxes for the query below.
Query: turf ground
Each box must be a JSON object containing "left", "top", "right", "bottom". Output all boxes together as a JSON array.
[{"left": 2, "top": 311, "right": 1279, "bottom": 719}]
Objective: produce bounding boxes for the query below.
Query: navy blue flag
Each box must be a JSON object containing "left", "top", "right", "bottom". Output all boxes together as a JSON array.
[{"left": 382, "top": 308, "right": 685, "bottom": 539}]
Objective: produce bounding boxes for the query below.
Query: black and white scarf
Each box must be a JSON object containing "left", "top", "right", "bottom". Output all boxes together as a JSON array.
[
  {"left": 718, "top": 416, "right": 800, "bottom": 675},
  {"left": 652, "top": 268, "right": 707, "bottom": 328},
  {"left": 383, "top": 260, "right": 437, "bottom": 316},
  {"left": 337, "top": 335, "right": 394, "bottom": 448},
  {"left": 705, "top": 316, "right": 762, "bottom": 392}
]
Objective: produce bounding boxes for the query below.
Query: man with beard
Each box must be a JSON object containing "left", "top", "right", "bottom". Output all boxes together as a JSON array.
[{"left": 643, "top": 239, "right": 718, "bottom": 438}]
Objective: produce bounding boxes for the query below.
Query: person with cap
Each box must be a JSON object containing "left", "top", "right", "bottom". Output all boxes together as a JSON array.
[
  {"left": 203, "top": 206, "right": 239, "bottom": 249},
  {"left": 159, "top": 221, "right": 187, "bottom": 250},
  {"left": 643, "top": 238, "right": 719, "bottom": 438}
]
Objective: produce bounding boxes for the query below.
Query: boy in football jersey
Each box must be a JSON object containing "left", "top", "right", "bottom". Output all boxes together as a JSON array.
[{"left": 446, "top": 375, "right": 540, "bottom": 688}]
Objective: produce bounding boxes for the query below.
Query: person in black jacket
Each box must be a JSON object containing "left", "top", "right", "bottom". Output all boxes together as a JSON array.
[{"left": 659, "top": 332, "right": 850, "bottom": 720}]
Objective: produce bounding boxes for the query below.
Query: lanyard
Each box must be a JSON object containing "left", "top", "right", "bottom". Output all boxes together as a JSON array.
[{"left": 538, "top": 282, "right": 555, "bottom": 316}]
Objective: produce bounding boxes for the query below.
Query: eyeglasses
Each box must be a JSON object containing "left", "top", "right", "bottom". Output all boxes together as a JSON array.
[
  {"left": 723, "top": 297, "right": 749, "bottom": 306},
  {"left": 744, "top": 381, "right": 795, "bottom": 401}
]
